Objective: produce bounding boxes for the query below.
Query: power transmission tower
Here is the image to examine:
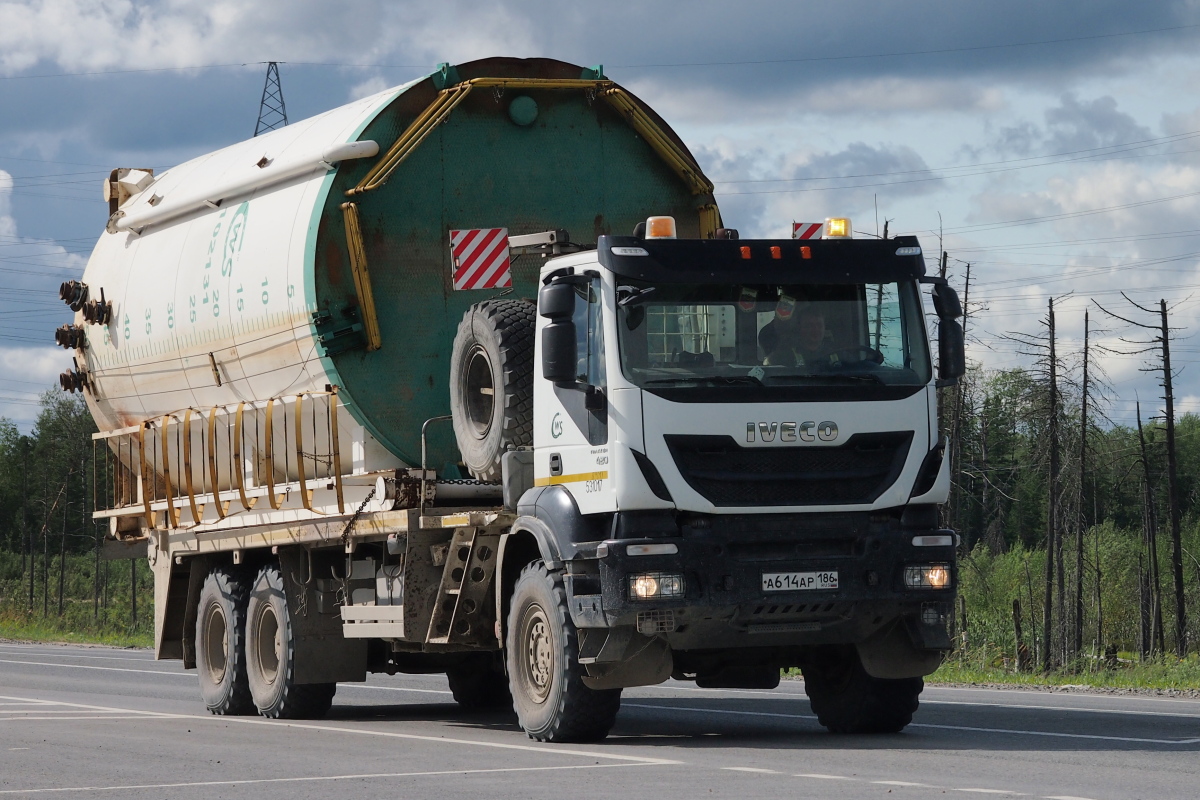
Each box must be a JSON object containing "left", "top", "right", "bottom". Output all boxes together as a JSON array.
[{"left": 254, "top": 62, "right": 288, "bottom": 137}]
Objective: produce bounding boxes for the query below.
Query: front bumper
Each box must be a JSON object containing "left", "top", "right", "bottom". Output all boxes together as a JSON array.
[{"left": 564, "top": 511, "right": 956, "bottom": 651}]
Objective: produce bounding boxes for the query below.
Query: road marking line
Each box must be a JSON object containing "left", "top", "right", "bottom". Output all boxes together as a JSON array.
[
  {"left": 929, "top": 684, "right": 1200, "bottom": 706},
  {"left": 623, "top": 702, "right": 1200, "bottom": 744},
  {"left": 1044, "top": 796, "right": 1099, "bottom": 800},
  {"left": 0, "top": 649, "right": 157, "bottom": 664},
  {"left": 0, "top": 695, "right": 187, "bottom": 718},
  {"left": 722, "top": 767, "right": 779, "bottom": 773},
  {"left": 0, "top": 763, "right": 657, "bottom": 795},
  {"left": 7, "top": 748, "right": 30, "bottom": 751},
  {"left": 0, "top": 658, "right": 191, "bottom": 677},
  {"left": 336, "top": 683, "right": 453, "bottom": 695},
  {"left": 0, "top": 693, "right": 680, "bottom": 765},
  {"left": 794, "top": 773, "right": 858, "bottom": 780},
  {"left": 957, "top": 790, "right": 1025, "bottom": 795},
  {"left": 0, "top": 715, "right": 168, "bottom": 721},
  {"left": 0, "top": 714, "right": 132, "bottom": 719},
  {"left": 922, "top": 698, "right": 1200, "bottom": 719},
  {"left": 909, "top": 720, "right": 1200, "bottom": 745},
  {"left": 875, "top": 781, "right": 932, "bottom": 787}
]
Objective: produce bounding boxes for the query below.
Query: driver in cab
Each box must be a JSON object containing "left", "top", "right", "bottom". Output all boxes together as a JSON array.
[{"left": 760, "top": 298, "right": 839, "bottom": 369}]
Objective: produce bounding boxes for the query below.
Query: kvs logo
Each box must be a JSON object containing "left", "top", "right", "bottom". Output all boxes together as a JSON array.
[{"left": 551, "top": 412, "right": 564, "bottom": 439}]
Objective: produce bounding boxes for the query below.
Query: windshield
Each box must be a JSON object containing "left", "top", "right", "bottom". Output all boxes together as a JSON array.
[{"left": 617, "top": 280, "right": 931, "bottom": 389}]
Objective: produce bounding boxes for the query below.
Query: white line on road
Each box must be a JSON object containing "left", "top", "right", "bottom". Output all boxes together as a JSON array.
[
  {"left": 794, "top": 774, "right": 858, "bottom": 780},
  {"left": 0, "top": 693, "right": 680, "bottom": 765},
  {"left": 921, "top": 698, "right": 1200, "bottom": 719},
  {"left": 874, "top": 780, "right": 931, "bottom": 787},
  {"left": 0, "top": 763, "right": 656, "bottom": 795},
  {"left": 0, "top": 649, "right": 157, "bottom": 664},
  {"left": 721, "top": 767, "right": 780, "bottom": 773},
  {"left": 1044, "top": 796, "right": 1099, "bottom": 800},
  {"left": 336, "top": 683, "right": 453, "bottom": 695},
  {"left": 957, "top": 790, "right": 1025, "bottom": 795},
  {"left": 0, "top": 658, "right": 190, "bottom": 677},
  {"left": 623, "top": 702, "right": 1200, "bottom": 744}
]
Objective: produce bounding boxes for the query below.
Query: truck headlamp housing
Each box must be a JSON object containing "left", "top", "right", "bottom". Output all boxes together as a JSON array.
[
  {"left": 904, "top": 564, "right": 952, "bottom": 589},
  {"left": 629, "top": 572, "right": 684, "bottom": 600}
]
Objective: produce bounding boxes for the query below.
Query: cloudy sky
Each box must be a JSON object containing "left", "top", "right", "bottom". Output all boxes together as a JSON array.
[{"left": 3, "top": 0, "right": 1200, "bottom": 430}]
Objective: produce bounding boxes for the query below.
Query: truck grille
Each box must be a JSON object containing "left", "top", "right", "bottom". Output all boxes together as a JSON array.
[{"left": 663, "top": 431, "right": 913, "bottom": 507}]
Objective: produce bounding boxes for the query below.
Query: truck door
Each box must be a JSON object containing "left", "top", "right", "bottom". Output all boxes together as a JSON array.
[{"left": 534, "top": 273, "right": 613, "bottom": 514}]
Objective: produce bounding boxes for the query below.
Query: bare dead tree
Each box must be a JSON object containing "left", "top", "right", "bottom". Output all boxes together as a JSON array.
[
  {"left": 1004, "top": 297, "right": 1064, "bottom": 670},
  {"left": 1135, "top": 401, "right": 1166, "bottom": 657},
  {"left": 1095, "top": 294, "right": 1188, "bottom": 656}
]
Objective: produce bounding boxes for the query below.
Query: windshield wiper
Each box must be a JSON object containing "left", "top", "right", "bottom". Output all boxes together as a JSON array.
[
  {"left": 642, "top": 375, "right": 766, "bottom": 387},
  {"left": 772, "top": 373, "right": 885, "bottom": 385}
]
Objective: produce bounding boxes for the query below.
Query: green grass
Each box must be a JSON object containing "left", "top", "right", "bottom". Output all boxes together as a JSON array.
[
  {"left": 929, "top": 646, "right": 1200, "bottom": 691},
  {"left": 0, "top": 605, "right": 152, "bottom": 648},
  {"left": 0, "top": 551, "right": 153, "bottom": 648}
]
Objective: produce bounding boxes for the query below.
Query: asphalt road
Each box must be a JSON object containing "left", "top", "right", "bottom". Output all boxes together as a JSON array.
[{"left": 1, "top": 641, "right": 1198, "bottom": 799}]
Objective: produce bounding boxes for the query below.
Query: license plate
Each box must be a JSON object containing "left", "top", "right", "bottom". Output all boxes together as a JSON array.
[{"left": 762, "top": 571, "right": 839, "bottom": 592}]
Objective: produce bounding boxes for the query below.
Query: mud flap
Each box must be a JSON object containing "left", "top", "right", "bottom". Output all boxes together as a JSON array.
[
  {"left": 578, "top": 627, "right": 672, "bottom": 690},
  {"left": 856, "top": 618, "right": 946, "bottom": 680},
  {"left": 278, "top": 547, "right": 367, "bottom": 684}
]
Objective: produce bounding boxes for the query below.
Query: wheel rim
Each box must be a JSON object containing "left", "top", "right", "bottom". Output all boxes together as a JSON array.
[
  {"left": 520, "top": 602, "right": 554, "bottom": 704},
  {"left": 203, "top": 602, "right": 228, "bottom": 685},
  {"left": 463, "top": 345, "right": 495, "bottom": 437},
  {"left": 254, "top": 604, "right": 281, "bottom": 686}
]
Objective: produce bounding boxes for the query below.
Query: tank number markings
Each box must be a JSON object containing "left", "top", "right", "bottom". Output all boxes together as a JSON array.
[
  {"left": 584, "top": 479, "right": 604, "bottom": 493},
  {"left": 762, "top": 571, "right": 839, "bottom": 592}
]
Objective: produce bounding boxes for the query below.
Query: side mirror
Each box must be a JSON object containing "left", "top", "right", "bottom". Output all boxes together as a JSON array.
[
  {"left": 539, "top": 280, "right": 576, "bottom": 319},
  {"left": 938, "top": 320, "right": 966, "bottom": 383},
  {"left": 542, "top": 320, "right": 578, "bottom": 384},
  {"left": 931, "top": 284, "right": 962, "bottom": 319}
]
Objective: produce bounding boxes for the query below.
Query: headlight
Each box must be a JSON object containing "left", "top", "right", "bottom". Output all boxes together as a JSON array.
[
  {"left": 904, "top": 564, "right": 952, "bottom": 589},
  {"left": 629, "top": 572, "right": 684, "bottom": 600}
]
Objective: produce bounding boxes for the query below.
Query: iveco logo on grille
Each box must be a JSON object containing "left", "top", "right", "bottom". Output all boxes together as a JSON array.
[{"left": 746, "top": 421, "right": 839, "bottom": 443}]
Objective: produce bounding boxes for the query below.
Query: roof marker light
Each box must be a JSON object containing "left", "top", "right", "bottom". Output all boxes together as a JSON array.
[
  {"left": 895, "top": 246, "right": 922, "bottom": 256},
  {"left": 740, "top": 246, "right": 752, "bottom": 259},
  {"left": 800, "top": 246, "right": 812, "bottom": 260},
  {"left": 770, "top": 246, "right": 782, "bottom": 259},
  {"left": 824, "top": 217, "right": 852, "bottom": 239},
  {"left": 645, "top": 216, "right": 677, "bottom": 239}
]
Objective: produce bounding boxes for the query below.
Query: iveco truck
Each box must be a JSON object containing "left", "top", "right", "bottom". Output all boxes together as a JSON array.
[{"left": 60, "top": 57, "right": 964, "bottom": 743}]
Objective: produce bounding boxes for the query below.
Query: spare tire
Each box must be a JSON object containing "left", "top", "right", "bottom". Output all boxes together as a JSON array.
[{"left": 450, "top": 299, "right": 535, "bottom": 481}]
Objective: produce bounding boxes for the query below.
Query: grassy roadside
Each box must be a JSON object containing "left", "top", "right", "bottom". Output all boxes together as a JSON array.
[
  {"left": 928, "top": 651, "right": 1200, "bottom": 693},
  {"left": 0, "top": 604, "right": 152, "bottom": 648}
]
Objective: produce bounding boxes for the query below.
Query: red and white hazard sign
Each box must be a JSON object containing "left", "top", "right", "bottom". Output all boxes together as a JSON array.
[
  {"left": 449, "top": 228, "right": 512, "bottom": 290},
  {"left": 792, "top": 222, "right": 823, "bottom": 239}
]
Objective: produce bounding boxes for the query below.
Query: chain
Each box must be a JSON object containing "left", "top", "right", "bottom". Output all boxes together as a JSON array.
[
  {"left": 340, "top": 485, "right": 377, "bottom": 547},
  {"left": 299, "top": 451, "right": 333, "bottom": 467}
]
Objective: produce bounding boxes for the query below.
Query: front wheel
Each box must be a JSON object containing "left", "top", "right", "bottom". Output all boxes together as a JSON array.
[
  {"left": 802, "top": 646, "right": 922, "bottom": 734},
  {"left": 506, "top": 562, "right": 621, "bottom": 742},
  {"left": 245, "top": 564, "right": 336, "bottom": 719}
]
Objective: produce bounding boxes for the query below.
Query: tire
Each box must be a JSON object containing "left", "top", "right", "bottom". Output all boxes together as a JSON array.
[
  {"left": 802, "top": 646, "right": 923, "bottom": 734},
  {"left": 450, "top": 300, "right": 535, "bottom": 481},
  {"left": 506, "top": 562, "right": 621, "bottom": 742},
  {"left": 447, "top": 659, "right": 514, "bottom": 711},
  {"left": 245, "top": 564, "right": 336, "bottom": 719},
  {"left": 195, "top": 566, "right": 255, "bottom": 715}
]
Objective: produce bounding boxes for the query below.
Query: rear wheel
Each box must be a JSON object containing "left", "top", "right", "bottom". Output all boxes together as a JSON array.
[
  {"left": 506, "top": 562, "right": 621, "bottom": 742},
  {"left": 803, "top": 646, "right": 922, "bottom": 734},
  {"left": 245, "top": 564, "right": 336, "bottom": 719},
  {"left": 195, "top": 567, "right": 255, "bottom": 715}
]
